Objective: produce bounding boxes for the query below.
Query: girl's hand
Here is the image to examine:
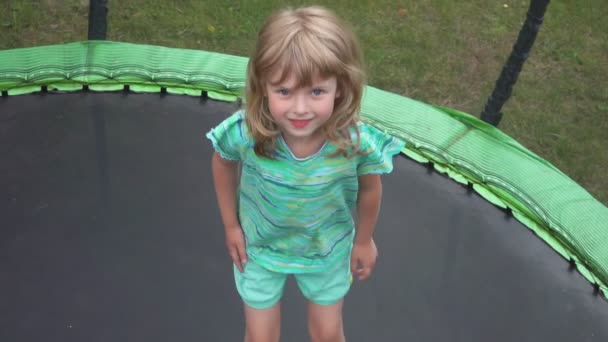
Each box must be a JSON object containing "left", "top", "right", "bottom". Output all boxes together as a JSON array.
[
  {"left": 225, "top": 225, "right": 247, "bottom": 272},
  {"left": 350, "top": 238, "right": 378, "bottom": 281}
]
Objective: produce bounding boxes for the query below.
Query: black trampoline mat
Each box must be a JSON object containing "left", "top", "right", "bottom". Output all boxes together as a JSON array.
[{"left": 1, "top": 92, "right": 607, "bottom": 341}]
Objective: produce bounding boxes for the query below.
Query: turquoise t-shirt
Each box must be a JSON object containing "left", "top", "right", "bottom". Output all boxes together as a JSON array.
[{"left": 206, "top": 111, "right": 405, "bottom": 273}]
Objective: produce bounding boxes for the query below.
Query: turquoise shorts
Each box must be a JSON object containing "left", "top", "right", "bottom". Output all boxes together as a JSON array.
[{"left": 234, "top": 257, "right": 352, "bottom": 309}]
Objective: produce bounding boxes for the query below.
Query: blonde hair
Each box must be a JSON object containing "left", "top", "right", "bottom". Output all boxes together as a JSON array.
[{"left": 245, "top": 6, "right": 365, "bottom": 158}]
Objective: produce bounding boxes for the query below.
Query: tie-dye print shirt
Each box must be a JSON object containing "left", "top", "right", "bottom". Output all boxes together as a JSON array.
[{"left": 207, "top": 111, "right": 405, "bottom": 273}]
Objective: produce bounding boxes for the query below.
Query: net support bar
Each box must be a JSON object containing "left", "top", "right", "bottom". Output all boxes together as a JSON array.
[
  {"left": 480, "top": 0, "right": 550, "bottom": 126},
  {"left": 88, "top": 0, "right": 108, "bottom": 40}
]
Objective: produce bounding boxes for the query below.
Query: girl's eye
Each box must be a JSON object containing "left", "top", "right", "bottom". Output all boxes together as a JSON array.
[
  {"left": 278, "top": 89, "right": 289, "bottom": 96},
  {"left": 312, "top": 88, "right": 324, "bottom": 96}
]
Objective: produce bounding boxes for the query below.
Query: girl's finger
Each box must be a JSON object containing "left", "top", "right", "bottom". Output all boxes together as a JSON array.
[
  {"left": 230, "top": 247, "right": 244, "bottom": 272},
  {"left": 357, "top": 267, "right": 370, "bottom": 280},
  {"left": 236, "top": 241, "right": 248, "bottom": 265},
  {"left": 350, "top": 257, "right": 360, "bottom": 274}
]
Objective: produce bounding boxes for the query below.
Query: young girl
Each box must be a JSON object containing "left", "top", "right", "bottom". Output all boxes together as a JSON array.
[{"left": 207, "top": 6, "right": 404, "bottom": 342}]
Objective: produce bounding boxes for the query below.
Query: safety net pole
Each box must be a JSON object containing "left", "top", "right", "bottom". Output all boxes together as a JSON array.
[
  {"left": 480, "top": 0, "right": 550, "bottom": 126},
  {"left": 88, "top": 0, "right": 108, "bottom": 40}
]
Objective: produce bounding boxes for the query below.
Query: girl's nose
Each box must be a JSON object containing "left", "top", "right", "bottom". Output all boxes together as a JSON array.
[{"left": 293, "top": 94, "right": 308, "bottom": 115}]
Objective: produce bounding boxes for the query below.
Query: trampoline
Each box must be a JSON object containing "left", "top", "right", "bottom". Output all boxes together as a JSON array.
[{"left": 2, "top": 4, "right": 608, "bottom": 341}]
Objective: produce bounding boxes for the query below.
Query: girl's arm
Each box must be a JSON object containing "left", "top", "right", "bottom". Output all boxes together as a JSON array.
[
  {"left": 355, "top": 174, "right": 382, "bottom": 243},
  {"left": 351, "top": 173, "right": 382, "bottom": 280},
  {"left": 211, "top": 152, "right": 240, "bottom": 227},
  {"left": 211, "top": 152, "right": 247, "bottom": 272}
]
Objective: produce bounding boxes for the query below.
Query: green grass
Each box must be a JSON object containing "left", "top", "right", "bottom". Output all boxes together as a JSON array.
[{"left": 1, "top": 0, "right": 607, "bottom": 205}]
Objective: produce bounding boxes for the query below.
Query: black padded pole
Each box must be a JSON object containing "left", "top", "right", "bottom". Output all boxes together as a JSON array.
[
  {"left": 480, "top": 0, "right": 550, "bottom": 126},
  {"left": 88, "top": 0, "right": 108, "bottom": 40}
]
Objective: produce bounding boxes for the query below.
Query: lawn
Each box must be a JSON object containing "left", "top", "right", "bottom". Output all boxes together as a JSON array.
[{"left": 1, "top": 0, "right": 606, "bottom": 205}]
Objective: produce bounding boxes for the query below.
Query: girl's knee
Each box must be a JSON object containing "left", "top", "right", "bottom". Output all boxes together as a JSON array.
[
  {"left": 245, "top": 328, "right": 280, "bottom": 342},
  {"left": 308, "top": 316, "right": 345, "bottom": 342},
  {"left": 244, "top": 303, "right": 281, "bottom": 342},
  {"left": 307, "top": 299, "right": 345, "bottom": 342}
]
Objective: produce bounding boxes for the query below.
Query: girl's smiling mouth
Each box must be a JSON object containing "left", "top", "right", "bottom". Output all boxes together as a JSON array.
[{"left": 289, "top": 119, "right": 312, "bottom": 128}]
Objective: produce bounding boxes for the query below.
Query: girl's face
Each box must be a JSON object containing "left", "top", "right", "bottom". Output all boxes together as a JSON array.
[{"left": 265, "top": 71, "right": 339, "bottom": 144}]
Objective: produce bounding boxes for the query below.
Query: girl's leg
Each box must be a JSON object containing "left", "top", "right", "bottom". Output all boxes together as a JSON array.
[
  {"left": 234, "top": 260, "right": 286, "bottom": 342},
  {"left": 244, "top": 302, "right": 281, "bottom": 342},
  {"left": 307, "top": 299, "right": 346, "bottom": 342},
  {"left": 297, "top": 256, "right": 351, "bottom": 342}
]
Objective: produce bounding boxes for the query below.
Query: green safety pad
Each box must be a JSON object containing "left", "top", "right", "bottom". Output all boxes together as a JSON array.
[{"left": 0, "top": 41, "right": 247, "bottom": 95}]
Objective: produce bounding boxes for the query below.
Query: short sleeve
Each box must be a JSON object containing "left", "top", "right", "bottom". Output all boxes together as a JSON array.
[
  {"left": 357, "top": 123, "right": 406, "bottom": 175},
  {"left": 206, "top": 111, "right": 250, "bottom": 161}
]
